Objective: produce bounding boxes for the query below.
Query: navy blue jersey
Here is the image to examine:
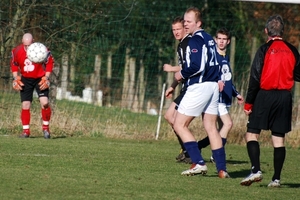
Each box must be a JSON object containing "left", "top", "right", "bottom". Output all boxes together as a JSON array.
[
  {"left": 180, "top": 29, "right": 219, "bottom": 86},
  {"left": 217, "top": 53, "right": 239, "bottom": 106}
]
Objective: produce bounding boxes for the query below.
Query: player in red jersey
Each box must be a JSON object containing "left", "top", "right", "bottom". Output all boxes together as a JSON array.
[{"left": 10, "top": 33, "right": 54, "bottom": 139}]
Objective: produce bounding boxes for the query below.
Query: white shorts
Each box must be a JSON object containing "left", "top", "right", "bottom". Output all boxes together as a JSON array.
[
  {"left": 178, "top": 82, "right": 219, "bottom": 117},
  {"left": 218, "top": 103, "right": 229, "bottom": 116}
]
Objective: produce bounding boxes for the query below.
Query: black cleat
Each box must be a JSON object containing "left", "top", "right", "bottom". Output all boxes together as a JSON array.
[
  {"left": 43, "top": 130, "right": 51, "bottom": 139},
  {"left": 19, "top": 133, "right": 30, "bottom": 138}
]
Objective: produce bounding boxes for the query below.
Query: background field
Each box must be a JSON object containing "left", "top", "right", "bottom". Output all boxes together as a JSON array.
[{"left": 0, "top": 136, "right": 299, "bottom": 200}]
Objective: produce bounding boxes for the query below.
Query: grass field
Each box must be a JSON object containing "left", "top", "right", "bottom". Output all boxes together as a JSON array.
[
  {"left": 0, "top": 135, "right": 299, "bottom": 200},
  {"left": 1, "top": 92, "right": 300, "bottom": 199}
]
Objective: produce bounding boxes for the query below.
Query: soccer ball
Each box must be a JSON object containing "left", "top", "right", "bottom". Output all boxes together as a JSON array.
[{"left": 26, "top": 42, "right": 48, "bottom": 63}]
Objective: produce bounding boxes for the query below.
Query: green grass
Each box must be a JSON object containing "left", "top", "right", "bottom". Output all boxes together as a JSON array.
[
  {"left": 0, "top": 136, "right": 299, "bottom": 200},
  {"left": 1, "top": 92, "right": 300, "bottom": 147},
  {"left": 0, "top": 92, "right": 165, "bottom": 140}
]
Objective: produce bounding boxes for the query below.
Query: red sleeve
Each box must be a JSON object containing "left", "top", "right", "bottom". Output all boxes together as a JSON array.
[
  {"left": 44, "top": 52, "right": 54, "bottom": 73},
  {"left": 10, "top": 48, "right": 20, "bottom": 73},
  {"left": 244, "top": 103, "right": 253, "bottom": 111}
]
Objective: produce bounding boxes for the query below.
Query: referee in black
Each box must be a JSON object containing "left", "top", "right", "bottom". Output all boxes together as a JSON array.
[{"left": 241, "top": 15, "right": 300, "bottom": 187}]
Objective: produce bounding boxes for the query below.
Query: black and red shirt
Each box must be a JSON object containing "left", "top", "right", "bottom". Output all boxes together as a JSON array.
[{"left": 246, "top": 38, "right": 300, "bottom": 104}]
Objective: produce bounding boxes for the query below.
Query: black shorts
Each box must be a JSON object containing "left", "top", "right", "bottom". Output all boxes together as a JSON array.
[
  {"left": 173, "top": 88, "right": 187, "bottom": 110},
  {"left": 247, "top": 89, "right": 292, "bottom": 134},
  {"left": 20, "top": 76, "right": 49, "bottom": 102}
]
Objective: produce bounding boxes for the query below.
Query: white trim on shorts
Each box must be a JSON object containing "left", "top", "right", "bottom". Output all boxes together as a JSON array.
[
  {"left": 177, "top": 82, "right": 219, "bottom": 117},
  {"left": 218, "top": 103, "right": 229, "bottom": 116}
]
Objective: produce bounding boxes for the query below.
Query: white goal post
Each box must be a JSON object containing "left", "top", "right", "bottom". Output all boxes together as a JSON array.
[{"left": 155, "top": 83, "right": 166, "bottom": 140}]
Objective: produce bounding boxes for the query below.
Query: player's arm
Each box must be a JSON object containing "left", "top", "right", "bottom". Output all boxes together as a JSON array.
[
  {"left": 10, "top": 51, "right": 24, "bottom": 91},
  {"left": 231, "top": 84, "right": 244, "bottom": 105},
  {"left": 170, "top": 79, "right": 179, "bottom": 89},
  {"left": 44, "top": 50, "right": 54, "bottom": 73},
  {"left": 165, "top": 87, "right": 174, "bottom": 99},
  {"left": 231, "top": 84, "right": 239, "bottom": 98},
  {"left": 163, "top": 64, "right": 181, "bottom": 72},
  {"left": 39, "top": 52, "right": 54, "bottom": 90},
  {"left": 293, "top": 50, "right": 300, "bottom": 82},
  {"left": 10, "top": 50, "right": 19, "bottom": 74},
  {"left": 244, "top": 48, "right": 264, "bottom": 114}
]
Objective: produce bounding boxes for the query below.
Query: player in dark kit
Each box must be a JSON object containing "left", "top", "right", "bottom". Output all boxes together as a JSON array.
[
  {"left": 11, "top": 33, "right": 54, "bottom": 139},
  {"left": 197, "top": 28, "right": 244, "bottom": 162},
  {"left": 241, "top": 15, "right": 300, "bottom": 187},
  {"left": 173, "top": 7, "right": 229, "bottom": 178},
  {"left": 163, "top": 16, "right": 191, "bottom": 163}
]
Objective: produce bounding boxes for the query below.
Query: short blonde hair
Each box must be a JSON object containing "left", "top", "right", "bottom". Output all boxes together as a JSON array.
[{"left": 185, "top": 7, "right": 202, "bottom": 23}]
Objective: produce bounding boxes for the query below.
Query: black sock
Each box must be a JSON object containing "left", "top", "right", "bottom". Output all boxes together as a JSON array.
[
  {"left": 246, "top": 141, "right": 261, "bottom": 173},
  {"left": 174, "top": 131, "right": 185, "bottom": 151},
  {"left": 198, "top": 136, "right": 210, "bottom": 149},
  {"left": 174, "top": 130, "right": 189, "bottom": 158},
  {"left": 222, "top": 137, "right": 227, "bottom": 146},
  {"left": 272, "top": 147, "right": 286, "bottom": 181}
]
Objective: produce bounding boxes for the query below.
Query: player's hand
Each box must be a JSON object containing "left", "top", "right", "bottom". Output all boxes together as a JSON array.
[
  {"left": 165, "top": 87, "right": 174, "bottom": 99},
  {"left": 39, "top": 76, "right": 50, "bottom": 90},
  {"left": 236, "top": 95, "right": 244, "bottom": 105},
  {"left": 12, "top": 76, "right": 24, "bottom": 91},
  {"left": 218, "top": 80, "right": 225, "bottom": 92},
  {"left": 244, "top": 103, "right": 253, "bottom": 115}
]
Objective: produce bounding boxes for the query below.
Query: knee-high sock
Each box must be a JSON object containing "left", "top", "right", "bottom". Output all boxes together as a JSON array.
[
  {"left": 246, "top": 141, "right": 261, "bottom": 173},
  {"left": 21, "top": 109, "right": 30, "bottom": 132},
  {"left": 222, "top": 137, "right": 227, "bottom": 146},
  {"left": 184, "top": 141, "right": 205, "bottom": 165},
  {"left": 174, "top": 130, "right": 186, "bottom": 151},
  {"left": 212, "top": 147, "right": 226, "bottom": 172},
  {"left": 272, "top": 147, "right": 286, "bottom": 181},
  {"left": 41, "top": 107, "right": 51, "bottom": 130},
  {"left": 198, "top": 136, "right": 210, "bottom": 150}
]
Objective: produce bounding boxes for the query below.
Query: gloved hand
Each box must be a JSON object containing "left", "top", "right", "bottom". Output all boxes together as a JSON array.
[
  {"left": 12, "top": 76, "right": 24, "bottom": 91},
  {"left": 39, "top": 76, "right": 50, "bottom": 90}
]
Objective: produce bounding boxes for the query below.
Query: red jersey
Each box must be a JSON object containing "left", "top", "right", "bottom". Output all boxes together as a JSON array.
[
  {"left": 260, "top": 40, "right": 296, "bottom": 90},
  {"left": 245, "top": 38, "right": 300, "bottom": 105},
  {"left": 10, "top": 44, "right": 54, "bottom": 78}
]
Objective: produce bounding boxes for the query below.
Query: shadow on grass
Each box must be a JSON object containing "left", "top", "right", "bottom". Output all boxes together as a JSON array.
[
  {"left": 24, "top": 135, "right": 67, "bottom": 139},
  {"left": 282, "top": 183, "right": 300, "bottom": 188},
  {"left": 227, "top": 169, "right": 252, "bottom": 178},
  {"left": 52, "top": 135, "right": 67, "bottom": 139},
  {"left": 226, "top": 159, "right": 248, "bottom": 165},
  {"left": 257, "top": 183, "right": 300, "bottom": 188}
]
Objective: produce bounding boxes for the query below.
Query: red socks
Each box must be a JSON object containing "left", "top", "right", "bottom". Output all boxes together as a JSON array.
[
  {"left": 21, "top": 107, "right": 52, "bottom": 134},
  {"left": 41, "top": 107, "right": 52, "bottom": 130},
  {"left": 21, "top": 109, "right": 30, "bottom": 134}
]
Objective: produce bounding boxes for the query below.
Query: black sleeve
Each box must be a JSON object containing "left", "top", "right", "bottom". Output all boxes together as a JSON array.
[
  {"left": 245, "top": 45, "right": 267, "bottom": 104},
  {"left": 291, "top": 47, "right": 300, "bottom": 82},
  {"left": 293, "top": 56, "right": 300, "bottom": 82},
  {"left": 284, "top": 41, "right": 300, "bottom": 81}
]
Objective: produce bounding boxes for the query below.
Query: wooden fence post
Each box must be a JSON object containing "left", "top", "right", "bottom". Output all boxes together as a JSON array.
[
  {"left": 61, "top": 54, "right": 68, "bottom": 99},
  {"left": 106, "top": 51, "right": 112, "bottom": 106},
  {"left": 90, "top": 54, "right": 101, "bottom": 105}
]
